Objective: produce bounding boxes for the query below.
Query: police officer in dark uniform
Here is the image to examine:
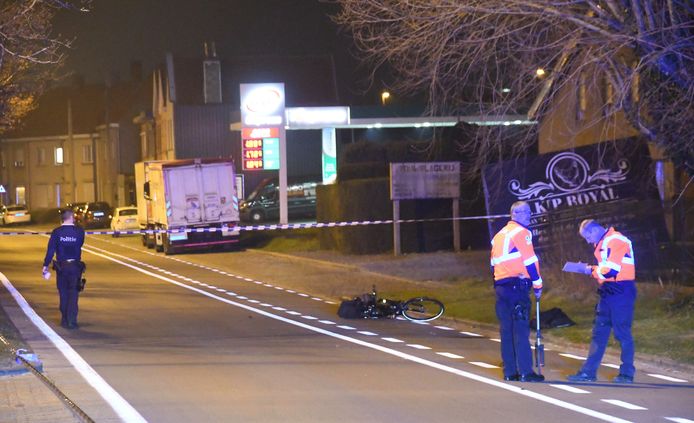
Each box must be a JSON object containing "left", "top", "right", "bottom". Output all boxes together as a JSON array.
[{"left": 42, "top": 209, "right": 86, "bottom": 329}]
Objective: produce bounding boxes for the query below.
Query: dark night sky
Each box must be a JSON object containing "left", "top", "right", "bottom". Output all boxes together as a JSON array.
[{"left": 54, "top": 0, "right": 376, "bottom": 103}]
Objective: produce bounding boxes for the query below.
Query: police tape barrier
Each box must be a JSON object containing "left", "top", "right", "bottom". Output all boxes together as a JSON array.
[{"left": 0, "top": 214, "right": 511, "bottom": 236}]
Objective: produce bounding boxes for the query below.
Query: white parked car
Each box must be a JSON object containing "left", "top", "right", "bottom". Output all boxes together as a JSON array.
[
  {"left": 110, "top": 206, "right": 139, "bottom": 236},
  {"left": 0, "top": 205, "right": 31, "bottom": 225}
]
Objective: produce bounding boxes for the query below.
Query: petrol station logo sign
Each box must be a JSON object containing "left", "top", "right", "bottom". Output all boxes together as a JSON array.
[{"left": 240, "top": 83, "right": 285, "bottom": 127}]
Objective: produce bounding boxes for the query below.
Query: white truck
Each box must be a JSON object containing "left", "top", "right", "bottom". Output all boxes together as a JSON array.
[{"left": 134, "top": 159, "right": 240, "bottom": 254}]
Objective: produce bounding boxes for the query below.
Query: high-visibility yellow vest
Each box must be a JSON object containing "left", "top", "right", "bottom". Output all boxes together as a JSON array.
[
  {"left": 591, "top": 227, "right": 636, "bottom": 282},
  {"left": 491, "top": 221, "right": 542, "bottom": 288}
]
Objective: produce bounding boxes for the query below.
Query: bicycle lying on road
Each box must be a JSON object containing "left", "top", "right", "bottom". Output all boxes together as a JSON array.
[{"left": 338, "top": 285, "right": 445, "bottom": 322}]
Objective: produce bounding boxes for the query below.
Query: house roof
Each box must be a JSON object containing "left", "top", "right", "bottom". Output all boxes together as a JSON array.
[
  {"left": 164, "top": 54, "right": 339, "bottom": 107},
  {"left": 2, "top": 77, "right": 151, "bottom": 139}
]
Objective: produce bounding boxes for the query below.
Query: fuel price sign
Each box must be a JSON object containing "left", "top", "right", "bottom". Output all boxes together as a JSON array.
[{"left": 242, "top": 127, "right": 280, "bottom": 170}]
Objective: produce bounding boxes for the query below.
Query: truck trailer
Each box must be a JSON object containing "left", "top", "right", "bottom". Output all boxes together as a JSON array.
[{"left": 135, "top": 159, "right": 240, "bottom": 254}]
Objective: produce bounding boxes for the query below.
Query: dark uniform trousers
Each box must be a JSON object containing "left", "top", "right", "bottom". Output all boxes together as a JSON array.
[
  {"left": 581, "top": 281, "right": 637, "bottom": 378},
  {"left": 56, "top": 261, "right": 82, "bottom": 326},
  {"left": 495, "top": 277, "right": 533, "bottom": 377}
]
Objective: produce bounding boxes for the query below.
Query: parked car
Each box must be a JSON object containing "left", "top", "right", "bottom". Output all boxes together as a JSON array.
[
  {"left": 110, "top": 206, "right": 139, "bottom": 236},
  {"left": 240, "top": 178, "right": 319, "bottom": 222},
  {"left": 79, "top": 202, "right": 112, "bottom": 228},
  {"left": 0, "top": 204, "right": 31, "bottom": 225}
]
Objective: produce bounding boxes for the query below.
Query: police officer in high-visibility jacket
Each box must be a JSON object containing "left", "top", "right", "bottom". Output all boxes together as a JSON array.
[
  {"left": 490, "top": 201, "right": 544, "bottom": 382},
  {"left": 42, "top": 209, "right": 86, "bottom": 330},
  {"left": 567, "top": 219, "right": 637, "bottom": 384}
]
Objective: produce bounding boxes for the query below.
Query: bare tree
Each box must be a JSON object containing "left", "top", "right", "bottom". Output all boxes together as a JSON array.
[
  {"left": 331, "top": 1, "right": 694, "bottom": 177},
  {"left": 0, "top": 0, "right": 90, "bottom": 133}
]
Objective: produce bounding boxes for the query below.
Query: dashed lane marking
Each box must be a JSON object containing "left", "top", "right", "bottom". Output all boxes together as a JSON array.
[
  {"left": 382, "top": 337, "right": 404, "bottom": 343},
  {"left": 436, "top": 352, "right": 464, "bottom": 359},
  {"left": 357, "top": 331, "right": 377, "bottom": 336},
  {"left": 337, "top": 325, "right": 355, "bottom": 330},
  {"left": 665, "top": 418, "right": 694, "bottom": 423},
  {"left": 286, "top": 311, "right": 301, "bottom": 316},
  {"left": 647, "top": 374, "right": 688, "bottom": 383},
  {"left": 460, "top": 331, "right": 482, "bottom": 337},
  {"left": 560, "top": 353, "right": 586, "bottom": 361},
  {"left": 301, "top": 315, "right": 318, "bottom": 320},
  {"left": 600, "top": 399, "right": 647, "bottom": 411},
  {"left": 468, "top": 361, "right": 499, "bottom": 369},
  {"left": 318, "top": 320, "right": 336, "bottom": 325},
  {"left": 550, "top": 385, "right": 590, "bottom": 394},
  {"left": 407, "top": 344, "right": 431, "bottom": 350},
  {"left": 434, "top": 326, "right": 454, "bottom": 331},
  {"left": 602, "top": 363, "right": 620, "bottom": 369},
  {"left": 490, "top": 338, "right": 501, "bottom": 343}
]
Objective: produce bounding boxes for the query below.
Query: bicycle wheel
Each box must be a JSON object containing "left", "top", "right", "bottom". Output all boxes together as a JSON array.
[{"left": 401, "top": 297, "right": 445, "bottom": 321}]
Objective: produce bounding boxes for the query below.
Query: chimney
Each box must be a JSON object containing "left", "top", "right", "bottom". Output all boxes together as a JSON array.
[{"left": 203, "top": 41, "right": 222, "bottom": 104}]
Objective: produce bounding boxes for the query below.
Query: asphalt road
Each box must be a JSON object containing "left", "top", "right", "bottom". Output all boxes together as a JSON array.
[{"left": 0, "top": 229, "right": 692, "bottom": 423}]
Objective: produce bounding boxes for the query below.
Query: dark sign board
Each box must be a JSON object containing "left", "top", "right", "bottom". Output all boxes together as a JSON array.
[{"left": 483, "top": 138, "right": 668, "bottom": 274}]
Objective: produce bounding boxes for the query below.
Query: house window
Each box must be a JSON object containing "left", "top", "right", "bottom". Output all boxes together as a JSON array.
[
  {"left": 38, "top": 148, "right": 46, "bottom": 165},
  {"left": 14, "top": 148, "right": 24, "bottom": 167},
  {"left": 82, "top": 144, "right": 93, "bottom": 163},
  {"left": 55, "top": 147, "right": 64, "bottom": 165}
]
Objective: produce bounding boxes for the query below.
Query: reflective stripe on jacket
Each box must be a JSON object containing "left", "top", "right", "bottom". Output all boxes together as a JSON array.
[
  {"left": 592, "top": 227, "right": 635, "bottom": 282},
  {"left": 491, "top": 220, "right": 542, "bottom": 288}
]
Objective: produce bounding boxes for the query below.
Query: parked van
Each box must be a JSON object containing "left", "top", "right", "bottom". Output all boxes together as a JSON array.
[{"left": 240, "top": 178, "right": 319, "bottom": 222}]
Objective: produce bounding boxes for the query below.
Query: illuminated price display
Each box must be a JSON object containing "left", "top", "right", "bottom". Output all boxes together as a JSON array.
[{"left": 242, "top": 128, "right": 280, "bottom": 170}]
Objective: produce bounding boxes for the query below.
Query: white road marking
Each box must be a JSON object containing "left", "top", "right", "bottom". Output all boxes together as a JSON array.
[
  {"left": 311, "top": 297, "right": 322, "bottom": 301},
  {"left": 437, "top": 352, "right": 464, "bottom": 359},
  {"left": 490, "top": 338, "right": 501, "bottom": 343},
  {"left": 263, "top": 284, "right": 273, "bottom": 287},
  {"left": 550, "top": 384, "right": 590, "bottom": 394},
  {"left": 382, "top": 337, "right": 404, "bottom": 343},
  {"left": 647, "top": 374, "right": 688, "bottom": 383},
  {"left": 325, "top": 301, "right": 336, "bottom": 305},
  {"left": 286, "top": 311, "right": 301, "bottom": 316},
  {"left": 434, "top": 326, "right": 454, "bottom": 331},
  {"left": 357, "top": 331, "right": 377, "bottom": 336},
  {"left": 0, "top": 272, "right": 147, "bottom": 423},
  {"left": 260, "top": 303, "right": 273, "bottom": 307},
  {"left": 274, "top": 287, "right": 284, "bottom": 290},
  {"left": 560, "top": 353, "right": 586, "bottom": 361},
  {"left": 226, "top": 292, "right": 237, "bottom": 296},
  {"left": 460, "top": 331, "right": 482, "bottom": 337},
  {"left": 85, "top": 244, "right": 635, "bottom": 423},
  {"left": 236, "top": 296, "right": 248, "bottom": 300},
  {"left": 318, "top": 320, "right": 335, "bottom": 325},
  {"left": 665, "top": 418, "right": 694, "bottom": 423},
  {"left": 301, "top": 315, "right": 318, "bottom": 320},
  {"left": 247, "top": 300, "right": 260, "bottom": 304},
  {"left": 298, "top": 293, "right": 309, "bottom": 297},
  {"left": 469, "top": 361, "right": 499, "bottom": 368},
  {"left": 286, "top": 289, "right": 296, "bottom": 293},
  {"left": 406, "top": 344, "right": 431, "bottom": 350},
  {"left": 602, "top": 363, "right": 620, "bottom": 369},
  {"left": 272, "top": 307, "right": 287, "bottom": 311},
  {"left": 337, "top": 325, "right": 355, "bottom": 330},
  {"left": 601, "top": 399, "right": 647, "bottom": 410}
]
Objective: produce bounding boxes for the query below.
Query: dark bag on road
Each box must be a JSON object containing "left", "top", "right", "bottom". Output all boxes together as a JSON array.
[
  {"left": 530, "top": 307, "right": 575, "bottom": 330},
  {"left": 337, "top": 298, "right": 365, "bottom": 319}
]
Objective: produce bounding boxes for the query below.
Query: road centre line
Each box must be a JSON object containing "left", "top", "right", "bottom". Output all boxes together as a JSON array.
[
  {"left": 407, "top": 344, "right": 431, "bottom": 350},
  {"left": 0, "top": 271, "right": 147, "bottom": 423},
  {"left": 550, "top": 384, "right": 591, "bottom": 394},
  {"left": 437, "top": 352, "right": 464, "bottom": 359},
  {"left": 469, "top": 361, "right": 499, "bottom": 368},
  {"left": 84, "top": 249, "right": 635, "bottom": 423},
  {"left": 647, "top": 374, "right": 688, "bottom": 383},
  {"left": 600, "top": 399, "right": 647, "bottom": 410}
]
